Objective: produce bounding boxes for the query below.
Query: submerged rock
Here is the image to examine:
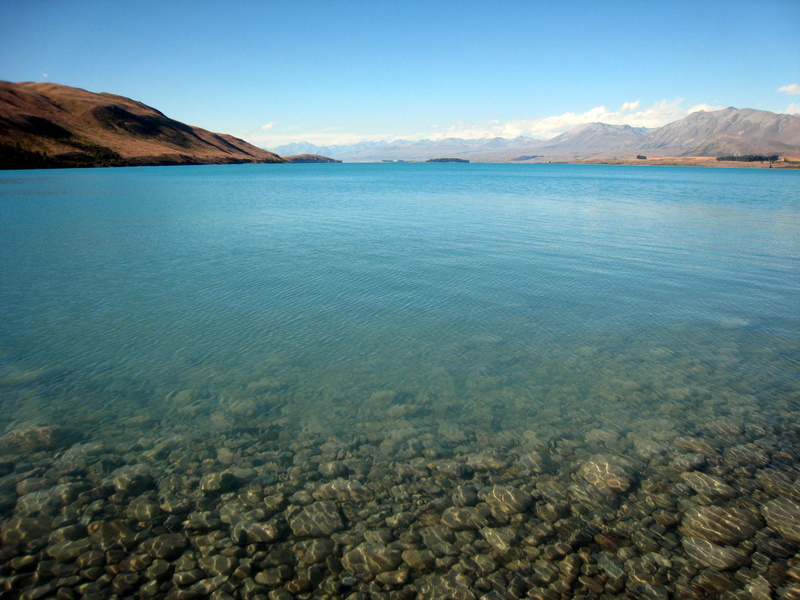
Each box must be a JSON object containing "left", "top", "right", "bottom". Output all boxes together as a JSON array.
[
  {"left": 681, "top": 471, "right": 737, "bottom": 500},
  {"left": 762, "top": 497, "right": 800, "bottom": 542},
  {"left": 313, "top": 478, "right": 374, "bottom": 502},
  {"left": 341, "top": 544, "right": 402, "bottom": 578},
  {"left": 441, "top": 506, "right": 490, "bottom": 531},
  {"left": 289, "top": 501, "right": 344, "bottom": 537},
  {"left": 578, "top": 454, "right": 635, "bottom": 493},
  {"left": 681, "top": 536, "right": 749, "bottom": 571},
  {"left": 140, "top": 533, "right": 188, "bottom": 560},
  {"left": 0, "top": 425, "right": 72, "bottom": 454},
  {"left": 485, "top": 484, "right": 533, "bottom": 515},
  {"left": 680, "top": 505, "right": 763, "bottom": 545}
]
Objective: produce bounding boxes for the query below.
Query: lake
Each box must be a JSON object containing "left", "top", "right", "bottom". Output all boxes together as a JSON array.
[{"left": 1, "top": 163, "right": 799, "bottom": 598}]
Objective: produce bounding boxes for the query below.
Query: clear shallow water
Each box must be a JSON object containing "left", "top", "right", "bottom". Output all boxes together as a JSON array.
[
  {"left": 2, "top": 163, "right": 800, "bottom": 599},
  {"left": 0, "top": 163, "right": 798, "bottom": 437}
]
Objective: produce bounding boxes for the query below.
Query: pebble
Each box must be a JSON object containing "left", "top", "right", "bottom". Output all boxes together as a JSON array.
[
  {"left": 480, "top": 527, "right": 518, "bottom": 553},
  {"left": 111, "top": 470, "right": 155, "bottom": 495},
  {"left": 233, "top": 520, "right": 282, "bottom": 544},
  {"left": 761, "top": 497, "right": 800, "bottom": 542},
  {"left": 681, "top": 536, "right": 749, "bottom": 571},
  {"left": 294, "top": 538, "right": 335, "bottom": 565},
  {"left": 0, "top": 425, "right": 68, "bottom": 454},
  {"left": 680, "top": 472, "right": 737, "bottom": 500},
  {"left": 341, "top": 545, "right": 402, "bottom": 578},
  {"left": 199, "top": 471, "right": 240, "bottom": 494},
  {"left": 140, "top": 534, "right": 188, "bottom": 560},
  {"left": 289, "top": 501, "right": 344, "bottom": 537},
  {"left": 440, "top": 507, "right": 490, "bottom": 531},
  {"left": 680, "top": 505, "right": 763, "bottom": 545},
  {"left": 313, "top": 479, "right": 374, "bottom": 502},
  {"left": 401, "top": 549, "right": 436, "bottom": 570},
  {"left": 578, "top": 454, "right": 635, "bottom": 493},
  {"left": 484, "top": 484, "right": 532, "bottom": 515}
]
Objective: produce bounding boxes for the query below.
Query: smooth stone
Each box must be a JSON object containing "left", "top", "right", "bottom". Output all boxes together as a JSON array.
[
  {"left": 680, "top": 505, "right": 763, "bottom": 545},
  {"left": 318, "top": 462, "right": 349, "bottom": 478},
  {"left": 289, "top": 501, "right": 344, "bottom": 537},
  {"left": 518, "top": 451, "right": 555, "bottom": 474},
  {"left": 485, "top": 485, "right": 532, "bottom": 515},
  {"left": 111, "top": 470, "right": 155, "bottom": 495},
  {"left": 46, "top": 539, "right": 93, "bottom": 563},
  {"left": 452, "top": 485, "right": 478, "bottom": 507},
  {"left": 0, "top": 425, "right": 68, "bottom": 454},
  {"left": 681, "top": 472, "right": 736, "bottom": 500},
  {"left": 466, "top": 452, "right": 507, "bottom": 472},
  {"left": 756, "top": 469, "right": 800, "bottom": 503},
  {"left": 724, "top": 443, "right": 769, "bottom": 468},
  {"left": 670, "top": 453, "right": 707, "bottom": 472},
  {"left": 681, "top": 536, "right": 749, "bottom": 571},
  {"left": 441, "top": 507, "right": 490, "bottom": 531},
  {"left": 401, "top": 548, "right": 436, "bottom": 570},
  {"left": 480, "top": 527, "right": 518, "bottom": 553},
  {"left": 199, "top": 471, "right": 240, "bottom": 494},
  {"left": 1, "top": 516, "right": 52, "bottom": 547},
  {"left": 416, "top": 573, "right": 477, "bottom": 600},
  {"left": 198, "top": 555, "right": 238, "bottom": 577},
  {"left": 578, "top": 454, "right": 635, "bottom": 493},
  {"left": 140, "top": 533, "right": 188, "bottom": 560},
  {"left": 313, "top": 479, "right": 374, "bottom": 502},
  {"left": 294, "top": 538, "right": 335, "bottom": 565},
  {"left": 341, "top": 545, "right": 402, "bottom": 577},
  {"left": 233, "top": 520, "right": 282, "bottom": 545},
  {"left": 761, "top": 497, "right": 800, "bottom": 542}
]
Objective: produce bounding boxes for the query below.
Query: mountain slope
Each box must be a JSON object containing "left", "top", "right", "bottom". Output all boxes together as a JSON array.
[
  {"left": 0, "top": 81, "right": 285, "bottom": 168},
  {"left": 637, "top": 107, "right": 800, "bottom": 156},
  {"left": 271, "top": 108, "right": 800, "bottom": 162},
  {"left": 537, "top": 123, "right": 649, "bottom": 153}
]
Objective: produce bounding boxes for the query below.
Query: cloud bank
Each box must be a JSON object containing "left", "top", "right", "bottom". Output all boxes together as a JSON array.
[
  {"left": 778, "top": 83, "right": 800, "bottom": 95},
  {"left": 250, "top": 99, "right": 723, "bottom": 147},
  {"left": 427, "top": 99, "right": 722, "bottom": 141}
]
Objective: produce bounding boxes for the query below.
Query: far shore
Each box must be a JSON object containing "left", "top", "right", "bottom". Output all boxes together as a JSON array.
[{"left": 575, "top": 156, "right": 800, "bottom": 169}]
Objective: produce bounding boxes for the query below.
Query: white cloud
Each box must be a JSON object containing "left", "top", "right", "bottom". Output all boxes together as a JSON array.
[
  {"left": 249, "top": 129, "right": 408, "bottom": 148},
  {"left": 620, "top": 101, "right": 640, "bottom": 112},
  {"left": 427, "top": 99, "right": 723, "bottom": 141},
  {"left": 786, "top": 103, "right": 800, "bottom": 114},
  {"left": 260, "top": 121, "right": 275, "bottom": 130},
  {"left": 778, "top": 83, "right": 800, "bottom": 95},
  {"left": 246, "top": 99, "right": 726, "bottom": 147}
]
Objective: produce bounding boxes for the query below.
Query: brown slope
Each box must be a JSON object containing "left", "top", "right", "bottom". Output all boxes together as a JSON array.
[
  {"left": 0, "top": 81, "right": 285, "bottom": 169},
  {"left": 636, "top": 107, "right": 800, "bottom": 156}
]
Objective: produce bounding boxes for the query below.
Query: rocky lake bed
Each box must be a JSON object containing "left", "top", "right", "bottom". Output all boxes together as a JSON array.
[{"left": 1, "top": 380, "right": 799, "bottom": 600}]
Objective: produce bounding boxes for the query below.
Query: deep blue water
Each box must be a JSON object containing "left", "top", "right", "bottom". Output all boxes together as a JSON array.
[{"left": 1, "top": 163, "right": 798, "bottom": 437}]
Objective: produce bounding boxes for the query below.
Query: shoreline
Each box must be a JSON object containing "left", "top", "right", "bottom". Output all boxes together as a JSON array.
[{"left": 575, "top": 156, "right": 800, "bottom": 169}]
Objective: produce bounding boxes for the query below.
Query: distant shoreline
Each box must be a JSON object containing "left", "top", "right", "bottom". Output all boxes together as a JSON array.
[{"left": 575, "top": 156, "right": 800, "bottom": 169}]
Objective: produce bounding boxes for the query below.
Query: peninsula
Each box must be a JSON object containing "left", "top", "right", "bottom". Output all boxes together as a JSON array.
[{"left": 0, "top": 82, "right": 337, "bottom": 169}]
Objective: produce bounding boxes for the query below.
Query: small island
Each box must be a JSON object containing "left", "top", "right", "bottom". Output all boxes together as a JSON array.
[{"left": 426, "top": 157, "right": 469, "bottom": 163}]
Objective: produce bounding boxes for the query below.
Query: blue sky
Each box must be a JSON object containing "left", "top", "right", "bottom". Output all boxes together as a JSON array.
[{"left": 1, "top": 0, "right": 798, "bottom": 148}]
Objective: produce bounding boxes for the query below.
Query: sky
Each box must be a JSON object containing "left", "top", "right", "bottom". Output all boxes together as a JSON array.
[{"left": 1, "top": 0, "right": 799, "bottom": 148}]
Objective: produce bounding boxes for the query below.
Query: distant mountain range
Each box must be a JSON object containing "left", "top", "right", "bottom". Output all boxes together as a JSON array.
[
  {"left": 271, "top": 108, "right": 800, "bottom": 162},
  {"left": 0, "top": 82, "right": 339, "bottom": 169}
]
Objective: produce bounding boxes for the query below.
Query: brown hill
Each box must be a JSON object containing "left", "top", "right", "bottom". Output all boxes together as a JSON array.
[
  {"left": 635, "top": 107, "right": 800, "bottom": 157},
  {"left": 0, "top": 81, "right": 285, "bottom": 169}
]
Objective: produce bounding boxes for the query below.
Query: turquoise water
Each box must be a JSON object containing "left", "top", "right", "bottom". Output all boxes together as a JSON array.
[
  {"left": 0, "top": 163, "right": 798, "bottom": 437},
  {"left": 2, "top": 163, "right": 800, "bottom": 599}
]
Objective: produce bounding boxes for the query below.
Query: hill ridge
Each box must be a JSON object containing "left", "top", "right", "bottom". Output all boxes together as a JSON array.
[{"left": 0, "top": 81, "right": 286, "bottom": 169}]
